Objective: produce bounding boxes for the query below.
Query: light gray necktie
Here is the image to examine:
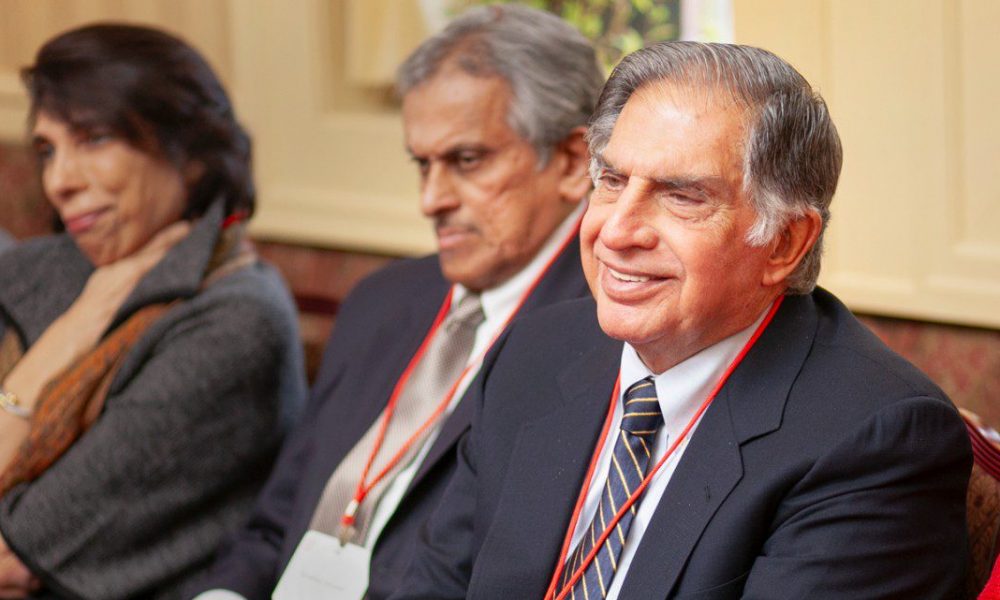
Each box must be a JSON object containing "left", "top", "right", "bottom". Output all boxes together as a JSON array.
[{"left": 309, "top": 293, "right": 485, "bottom": 544}]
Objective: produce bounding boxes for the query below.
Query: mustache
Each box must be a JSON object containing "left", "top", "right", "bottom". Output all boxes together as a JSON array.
[{"left": 433, "top": 217, "right": 479, "bottom": 234}]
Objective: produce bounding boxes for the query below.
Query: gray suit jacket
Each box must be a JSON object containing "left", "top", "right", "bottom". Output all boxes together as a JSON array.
[{"left": 0, "top": 203, "right": 306, "bottom": 599}]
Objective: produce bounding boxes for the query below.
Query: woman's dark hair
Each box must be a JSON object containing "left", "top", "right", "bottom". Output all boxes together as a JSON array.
[{"left": 22, "top": 23, "right": 254, "bottom": 218}]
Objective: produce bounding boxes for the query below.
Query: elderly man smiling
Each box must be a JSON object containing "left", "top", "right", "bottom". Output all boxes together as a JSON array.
[
  {"left": 391, "top": 42, "right": 971, "bottom": 599},
  {"left": 190, "top": 6, "right": 601, "bottom": 600}
]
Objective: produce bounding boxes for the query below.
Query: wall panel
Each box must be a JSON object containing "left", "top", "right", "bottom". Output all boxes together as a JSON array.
[
  {"left": 736, "top": 0, "right": 1000, "bottom": 328},
  {"left": 226, "top": 0, "right": 434, "bottom": 255},
  {"left": 0, "top": 1, "right": 997, "bottom": 326},
  {"left": 0, "top": 0, "right": 233, "bottom": 139}
]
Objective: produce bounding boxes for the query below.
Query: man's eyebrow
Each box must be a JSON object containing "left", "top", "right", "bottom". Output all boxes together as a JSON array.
[
  {"left": 407, "top": 143, "right": 492, "bottom": 159},
  {"left": 592, "top": 153, "right": 622, "bottom": 175},
  {"left": 442, "top": 144, "right": 491, "bottom": 158},
  {"left": 594, "top": 152, "right": 722, "bottom": 192},
  {"left": 653, "top": 176, "right": 725, "bottom": 194}
]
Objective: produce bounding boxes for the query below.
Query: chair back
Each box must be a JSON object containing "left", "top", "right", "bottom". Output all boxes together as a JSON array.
[{"left": 963, "top": 410, "right": 1000, "bottom": 598}]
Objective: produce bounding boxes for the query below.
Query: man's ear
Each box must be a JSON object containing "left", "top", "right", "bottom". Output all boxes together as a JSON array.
[
  {"left": 552, "top": 126, "right": 592, "bottom": 205},
  {"left": 761, "top": 210, "right": 823, "bottom": 287}
]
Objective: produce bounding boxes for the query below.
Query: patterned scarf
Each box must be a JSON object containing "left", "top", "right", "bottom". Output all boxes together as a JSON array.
[{"left": 0, "top": 222, "right": 256, "bottom": 496}]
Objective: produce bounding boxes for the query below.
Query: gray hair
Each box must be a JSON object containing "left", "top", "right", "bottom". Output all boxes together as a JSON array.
[
  {"left": 587, "top": 42, "right": 843, "bottom": 294},
  {"left": 396, "top": 4, "right": 604, "bottom": 164}
]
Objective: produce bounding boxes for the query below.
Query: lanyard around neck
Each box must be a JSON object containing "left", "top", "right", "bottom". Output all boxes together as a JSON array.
[
  {"left": 544, "top": 295, "right": 785, "bottom": 600},
  {"left": 339, "top": 217, "right": 583, "bottom": 541}
]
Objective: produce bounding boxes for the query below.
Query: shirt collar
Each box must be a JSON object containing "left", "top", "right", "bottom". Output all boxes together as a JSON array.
[{"left": 620, "top": 306, "right": 770, "bottom": 425}]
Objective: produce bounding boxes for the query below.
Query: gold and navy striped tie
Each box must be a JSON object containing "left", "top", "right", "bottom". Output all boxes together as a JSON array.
[{"left": 562, "top": 376, "right": 664, "bottom": 599}]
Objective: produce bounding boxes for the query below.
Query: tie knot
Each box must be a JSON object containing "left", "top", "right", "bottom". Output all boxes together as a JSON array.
[
  {"left": 621, "top": 376, "right": 663, "bottom": 436},
  {"left": 445, "top": 293, "right": 485, "bottom": 333}
]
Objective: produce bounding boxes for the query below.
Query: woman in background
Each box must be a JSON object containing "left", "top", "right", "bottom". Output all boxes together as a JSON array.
[{"left": 0, "top": 24, "right": 305, "bottom": 598}]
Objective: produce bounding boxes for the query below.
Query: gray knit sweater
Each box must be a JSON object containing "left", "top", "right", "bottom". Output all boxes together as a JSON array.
[{"left": 0, "top": 204, "right": 306, "bottom": 599}]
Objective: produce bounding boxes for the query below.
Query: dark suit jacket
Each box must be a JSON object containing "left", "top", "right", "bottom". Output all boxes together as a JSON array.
[
  {"left": 190, "top": 241, "right": 589, "bottom": 600},
  {"left": 393, "top": 289, "right": 972, "bottom": 599}
]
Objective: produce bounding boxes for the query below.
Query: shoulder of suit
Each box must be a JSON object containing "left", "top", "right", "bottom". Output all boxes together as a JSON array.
[
  {"left": 804, "top": 288, "right": 950, "bottom": 404},
  {"left": 502, "top": 297, "right": 606, "bottom": 353},
  {"left": 350, "top": 254, "right": 442, "bottom": 297},
  {"left": 332, "top": 254, "right": 447, "bottom": 326}
]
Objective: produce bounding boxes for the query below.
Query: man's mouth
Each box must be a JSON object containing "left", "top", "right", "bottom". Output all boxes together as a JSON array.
[
  {"left": 435, "top": 224, "right": 476, "bottom": 250},
  {"left": 608, "top": 267, "right": 651, "bottom": 283}
]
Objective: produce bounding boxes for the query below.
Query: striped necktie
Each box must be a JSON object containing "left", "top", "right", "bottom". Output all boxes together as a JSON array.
[{"left": 562, "top": 376, "right": 664, "bottom": 599}]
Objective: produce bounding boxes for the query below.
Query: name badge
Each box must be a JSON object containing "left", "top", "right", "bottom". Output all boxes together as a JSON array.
[{"left": 272, "top": 530, "right": 370, "bottom": 600}]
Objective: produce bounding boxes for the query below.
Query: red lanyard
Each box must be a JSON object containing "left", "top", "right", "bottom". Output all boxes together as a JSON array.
[
  {"left": 340, "top": 217, "right": 582, "bottom": 536},
  {"left": 544, "top": 295, "right": 785, "bottom": 600}
]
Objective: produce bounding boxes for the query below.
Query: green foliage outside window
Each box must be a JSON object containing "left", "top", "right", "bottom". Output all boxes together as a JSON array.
[{"left": 452, "top": 0, "right": 680, "bottom": 70}]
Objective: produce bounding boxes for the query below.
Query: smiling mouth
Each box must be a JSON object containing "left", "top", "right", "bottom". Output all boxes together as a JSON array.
[
  {"left": 608, "top": 267, "right": 651, "bottom": 283},
  {"left": 62, "top": 208, "right": 109, "bottom": 235}
]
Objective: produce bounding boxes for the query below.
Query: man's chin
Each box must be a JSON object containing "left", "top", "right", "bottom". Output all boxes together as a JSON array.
[
  {"left": 438, "top": 256, "right": 491, "bottom": 291},
  {"left": 596, "top": 308, "right": 642, "bottom": 343},
  {"left": 595, "top": 301, "right": 671, "bottom": 343}
]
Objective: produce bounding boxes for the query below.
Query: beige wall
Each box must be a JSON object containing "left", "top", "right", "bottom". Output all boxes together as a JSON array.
[
  {"left": 1, "top": 0, "right": 997, "bottom": 328},
  {"left": 0, "top": 1, "right": 234, "bottom": 138},
  {"left": 736, "top": 0, "right": 1000, "bottom": 328}
]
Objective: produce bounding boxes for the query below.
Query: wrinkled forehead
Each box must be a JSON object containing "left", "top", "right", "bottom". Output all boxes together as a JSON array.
[
  {"left": 402, "top": 68, "right": 517, "bottom": 147},
  {"left": 599, "top": 81, "right": 751, "bottom": 166},
  {"left": 632, "top": 79, "right": 752, "bottom": 134},
  {"left": 641, "top": 77, "right": 745, "bottom": 107}
]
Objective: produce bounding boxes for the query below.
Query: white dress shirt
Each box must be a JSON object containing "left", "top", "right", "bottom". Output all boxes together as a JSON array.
[
  {"left": 363, "top": 200, "right": 585, "bottom": 547},
  {"left": 566, "top": 308, "right": 767, "bottom": 599},
  {"left": 196, "top": 202, "right": 585, "bottom": 600}
]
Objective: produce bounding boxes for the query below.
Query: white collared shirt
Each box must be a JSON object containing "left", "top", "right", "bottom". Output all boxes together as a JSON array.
[
  {"left": 198, "top": 204, "right": 585, "bottom": 600},
  {"left": 362, "top": 201, "right": 585, "bottom": 547},
  {"left": 567, "top": 308, "right": 766, "bottom": 599}
]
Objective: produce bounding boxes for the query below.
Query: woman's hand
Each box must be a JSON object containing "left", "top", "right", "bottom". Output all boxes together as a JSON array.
[
  {"left": 2, "top": 221, "right": 191, "bottom": 411},
  {"left": 0, "top": 221, "right": 190, "bottom": 471},
  {"left": 0, "top": 535, "right": 40, "bottom": 599}
]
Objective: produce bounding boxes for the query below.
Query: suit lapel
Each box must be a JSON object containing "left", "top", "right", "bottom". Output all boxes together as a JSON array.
[
  {"left": 297, "top": 269, "right": 451, "bottom": 516},
  {"left": 406, "top": 236, "right": 588, "bottom": 492},
  {"left": 618, "top": 294, "right": 819, "bottom": 597},
  {"left": 616, "top": 386, "right": 744, "bottom": 598},
  {"left": 472, "top": 338, "right": 621, "bottom": 598},
  {"left": 407, "top": 376, "right": 476, "bottom": 487},
  {"left": 325, "top": 273, "right": 451, "bottom": 462}
]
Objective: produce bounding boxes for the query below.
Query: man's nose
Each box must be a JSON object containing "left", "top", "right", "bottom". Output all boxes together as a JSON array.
[
  {"left": 420, "top": 162, "right": 460, "bottom": 217},
  {"left": 599, "top": 183, "right": 658, "bottom": 251}
]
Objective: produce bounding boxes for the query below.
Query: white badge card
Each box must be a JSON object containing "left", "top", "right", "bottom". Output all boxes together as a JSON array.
[{"left": 272, "top": 530, "right": 370, "bottom": 600}]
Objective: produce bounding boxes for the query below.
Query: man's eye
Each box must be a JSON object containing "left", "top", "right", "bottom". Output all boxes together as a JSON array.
[
  {"left": 597, "top": 172, "right": 625, "bottom": 191},
  {"left": 412, "top": 157, "right": 430, "bottom": 176},
  {"left": 455, "top": 152, "right": 483, "bottom": 171},
  {"left": 670, "top": 194, "right": 704, "bottom": 206}
]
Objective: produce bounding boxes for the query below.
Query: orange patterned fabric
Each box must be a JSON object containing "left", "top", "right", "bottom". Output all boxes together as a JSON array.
[
  {"left": 0, "top": 223, "right": 254, "bottom": 496},
  {"left": 0, "top": 302, "right": 172, "bottom": 495},
  {"left": 0, "top": 328, "right": 21, "bottom": 379}
]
